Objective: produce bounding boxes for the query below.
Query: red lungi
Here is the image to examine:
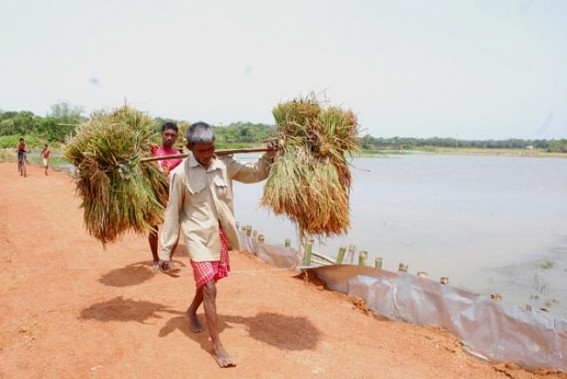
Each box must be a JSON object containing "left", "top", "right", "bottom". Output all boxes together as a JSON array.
[{"left": 191, "top": 226, "right": 230, "bottom": 288}]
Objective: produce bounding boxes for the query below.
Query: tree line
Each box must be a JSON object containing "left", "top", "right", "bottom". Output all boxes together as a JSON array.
[
  {"left": 0, "top": 104, "right": 279, "bottom": 150},
  {"left": 361, "top": 135, "right": 567, "bottom": 153},
  {"left": 1, "top": 103, "right": 566, "bottom": 153},
  {"left": 360, "top": 135, "right": 567, "bottom": 152},
  {"left": 0, "top": 103, "right": 85, "bottom": 145}
]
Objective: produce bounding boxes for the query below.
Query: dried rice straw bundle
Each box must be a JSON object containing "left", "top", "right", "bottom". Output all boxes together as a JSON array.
[
  {"left": 63, "top": 106, "right": 168, "bottom": 245},
  {"left": 261, "top": 95, "right": 360, "bottom": 238}
]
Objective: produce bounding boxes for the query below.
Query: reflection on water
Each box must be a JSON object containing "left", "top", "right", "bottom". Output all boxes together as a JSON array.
[{"left": 233, "top": 154, "right": 567, "bottom": 317}]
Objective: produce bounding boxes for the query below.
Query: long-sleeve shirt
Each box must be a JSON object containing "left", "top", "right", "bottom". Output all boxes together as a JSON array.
[{"left": 159, "top": 152, "right": 273, "bottom": 262}]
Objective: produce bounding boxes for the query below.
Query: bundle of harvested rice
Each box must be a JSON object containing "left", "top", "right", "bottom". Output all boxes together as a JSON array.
[
  {"left": 261, "top": 95, "right": 360, "bottom": 238},
  {"left": 63, "top": 106, "right": 168, "bottom": 245}
]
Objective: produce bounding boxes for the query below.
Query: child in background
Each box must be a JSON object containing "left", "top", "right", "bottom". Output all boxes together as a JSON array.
[{"left": 41, "top": 144, "right": 51, "bottom": 175}]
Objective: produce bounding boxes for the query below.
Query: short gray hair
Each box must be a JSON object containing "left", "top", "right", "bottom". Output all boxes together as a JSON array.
[{"left": 186, "top": 122, "right": 215, "bottom": 145}]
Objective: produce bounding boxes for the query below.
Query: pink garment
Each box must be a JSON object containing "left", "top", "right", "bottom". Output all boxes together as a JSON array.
[{"left": 151, "top": 145, "right": 182, "bottom": 173}]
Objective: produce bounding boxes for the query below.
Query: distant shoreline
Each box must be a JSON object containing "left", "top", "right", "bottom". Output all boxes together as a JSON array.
[
  {"left": 357, "top": 147, "right": 567, "bottom": 159},
  {"left": 1, "top": 146, "right": 565, "bottom": 168}
]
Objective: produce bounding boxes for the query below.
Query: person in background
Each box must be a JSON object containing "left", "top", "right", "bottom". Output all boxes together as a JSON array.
[
  {"left": 17, "top": 138, "right": 26, "bottom": 170},
  {"left": 41, "top": 144, "right": 51, "bottom": 175},
  {"left": 158, "top": 122, "right": 277, "bottom": 368},
  {"left": 148, "top": 122, "right": 183, "bottom": 270}
]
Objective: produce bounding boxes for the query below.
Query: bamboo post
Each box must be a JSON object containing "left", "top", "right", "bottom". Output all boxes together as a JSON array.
[
  {"left": 417, "top": 271, "right": 428, "bottom": 278},
  {"left": 240, "top": 226, "right": 246, "bottom": 233},
  {"left": 245, "top": 225, "right": 252, "bottom": 237},
  {"left": 347, "top": 244, "right": 356, "bottom": 264},
  {"left": 252, "top": 229, "right": 259, "bottom": 241},
  {"left": 490, "top": 293, "right": 502, "bottom": 301},
  {"left": 336, "top": 246, "right": 347, "bottom": 264},
  {"left": 258, "top": 234, "right": 265, "bottom": 244},
  {"left": 398, "top": 263, "right": 409, "bottom": 272},
  {"left": 358, "top": 251, "right": 368, "bottom": 266},
  {"left": 440, "top": 277, "right": 449, "bottom": 285},
  {"left": 374, "top": 257, "right": 383, "bottom": 270},
  {"left": 284, "top": 238, "right": 291, "bottom": 248},
  {"left": 302, "top": 240, "right": 313, "bottom": 266}
]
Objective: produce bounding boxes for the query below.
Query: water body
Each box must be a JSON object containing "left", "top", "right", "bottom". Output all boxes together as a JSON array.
[{"left": 232, "top": 154, "right": 567, "bottom": 318}]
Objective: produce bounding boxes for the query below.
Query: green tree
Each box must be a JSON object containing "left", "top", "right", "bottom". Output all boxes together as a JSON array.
[
  {"left": 0, "top": 119, "right": 15, "bottom": 136},
  {"left": 36, "top": 117, "right": 60, "bottom": 142},
  {"left": 10, "top": 111, "right": 36, "bottom": 135},
  {"left": 547, "top": 139, "right": 567, "bottom": 153},
  {"left": 48, "top": 102, "right": 85, "bottom": 141}
]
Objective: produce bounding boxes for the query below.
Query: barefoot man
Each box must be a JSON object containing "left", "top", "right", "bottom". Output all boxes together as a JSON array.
[{"left": 158, "top": 122, "right": 277, "bottom": 367}]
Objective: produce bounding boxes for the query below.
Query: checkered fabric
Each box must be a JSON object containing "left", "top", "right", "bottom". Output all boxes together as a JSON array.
[{"left": 191, "top": 226, "right": 230, "bottom": 288}]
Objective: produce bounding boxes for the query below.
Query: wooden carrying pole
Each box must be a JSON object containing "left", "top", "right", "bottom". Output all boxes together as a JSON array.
[{"left": 140, "top": 147, "right": 270, "bottom": 163}]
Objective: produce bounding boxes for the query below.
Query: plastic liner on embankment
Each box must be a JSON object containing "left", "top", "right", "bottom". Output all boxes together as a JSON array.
[{"left": 238, "top": 229, "right": 567, "bottom": 372}]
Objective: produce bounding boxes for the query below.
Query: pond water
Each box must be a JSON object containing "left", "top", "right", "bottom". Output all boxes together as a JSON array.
[{"left": 232, "top": 153, "right": 567, "bottom": 318}]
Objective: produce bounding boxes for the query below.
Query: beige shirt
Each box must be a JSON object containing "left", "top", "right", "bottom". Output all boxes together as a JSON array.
[{"left": 159, "top": 152, "right": 273, "bottom": 262}]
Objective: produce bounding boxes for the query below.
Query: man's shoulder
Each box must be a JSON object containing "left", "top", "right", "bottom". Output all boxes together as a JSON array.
[
  {"left": 215, "top": 156, "right": 234, "bottom": 172},
  {"left": 169, "top": 159, "right": 186, "bottom": 177},
  {"left": 217, "top": 155, "right": 236, "bottom": 166}
]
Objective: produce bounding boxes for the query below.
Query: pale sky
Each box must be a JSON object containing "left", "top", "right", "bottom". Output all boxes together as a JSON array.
[{"left": 1, "top": 0, "right": 566, "bottom": 139}]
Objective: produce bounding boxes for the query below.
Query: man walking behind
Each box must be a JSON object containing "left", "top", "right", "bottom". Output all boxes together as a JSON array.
[{"left": 148, "top": 122, "right": 183, "bottom": 269}]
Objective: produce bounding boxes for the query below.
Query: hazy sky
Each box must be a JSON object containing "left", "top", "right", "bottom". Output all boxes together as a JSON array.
[{"left": 1, "top": 0, "right": 566, "bottom": 139}]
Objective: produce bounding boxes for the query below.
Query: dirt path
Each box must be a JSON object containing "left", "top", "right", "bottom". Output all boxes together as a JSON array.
[{"left": 1, "top": 162, "right": 565, "bottom": 379}]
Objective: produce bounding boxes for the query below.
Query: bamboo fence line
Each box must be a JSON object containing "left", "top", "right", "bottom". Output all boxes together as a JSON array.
[{"left": 236, "top": 222, "right": 456, "bottom": 287}]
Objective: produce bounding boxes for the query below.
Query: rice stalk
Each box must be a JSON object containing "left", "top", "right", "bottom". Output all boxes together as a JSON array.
[
  {"left": 63, "top": 105, "right": 168, "bottom": 246},
  {"left": 261, "top": 95, "right": 359, "bottom": 239}
]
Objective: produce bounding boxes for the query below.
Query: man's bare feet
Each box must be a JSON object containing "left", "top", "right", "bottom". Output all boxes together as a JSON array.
[
  {"left": 186, "top": 310, "right": 204, "bottom": 333},
  {"left": 212, "top": 343, "right": 236, "bottom": 368}
]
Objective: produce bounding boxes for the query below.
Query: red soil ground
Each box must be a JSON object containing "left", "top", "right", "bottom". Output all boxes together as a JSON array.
[{"left": 1, "top": 162, "right": 565, "bottom": 378}]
